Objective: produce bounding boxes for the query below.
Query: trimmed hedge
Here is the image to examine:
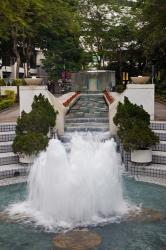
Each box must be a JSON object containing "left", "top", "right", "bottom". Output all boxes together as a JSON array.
[{"left": 0, "top": 90, "right": 16, "bottom": 111}]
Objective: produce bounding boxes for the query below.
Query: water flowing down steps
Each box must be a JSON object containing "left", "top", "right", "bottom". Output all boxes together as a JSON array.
[
  {"left": 59, "top": 93, "right": 110, "bottom": 143},
  {"left": 65, "top": 93, "right": 109, "bottom": 132}
]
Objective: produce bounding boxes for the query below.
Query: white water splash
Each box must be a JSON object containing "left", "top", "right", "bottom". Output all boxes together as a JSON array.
[{"left": 7, "top": 133, "right": 131, "bottom": 230}]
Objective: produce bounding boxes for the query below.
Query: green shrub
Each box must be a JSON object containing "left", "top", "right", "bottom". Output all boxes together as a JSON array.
[
  {"left": 12, "top": 79, "right": 26, "bottom": 86},
  {"left": 5, "top": 90, "right": 16, "bottom": 102},
  {"left": 0, "top": 79, "right": 5, "bottom": 86},
  {"left": 0, "top": 99, "right": 14, "bottom": 111},
  {"left": 115, "top": 84, "right": 125, "bottom": 93},
  {"left": 13, "top": 132, "right": 49, "bottom": 155},
  {"left": 113, "top": 97, "right": 159, "bottom": 151},
  {"left": 13, "top": 94, "right": 58, "bottom": 156},
  {"left": 32, "top": 94, "right": 58, "bottom": 127},
  {"left": 16, "top": 110, "right": 50, "bottom": 135}
]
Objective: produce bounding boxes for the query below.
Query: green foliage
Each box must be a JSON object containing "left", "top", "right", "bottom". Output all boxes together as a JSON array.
[
  {"left": 0, "top": 79, "right": 5, "bottom": 86},
  {"left": 0, "top": 90, "right": 16, "bottom": 111},
  {"left": 115, "top": 84, "right": 125, "bottom": 93},
  {"left": 32, "top": 94, "right": 58, "bottom": 127},
  {"left": 13, "top": 94, "right": 57, "bottom": 155},
  {"left": 13, "top": 132, "right": 49, "bottom": 155},
  {"left": 114, "top": 97, "right": 159, "bottom": 151},
  {"left": 5, "top": 90, "right": 16, "bottom": 102},
  {"left": 12, "top": 79, "right": 26, "bottom": 86},
  {"left": 0, "top": 99, "right": 14, "bottom": 111}
]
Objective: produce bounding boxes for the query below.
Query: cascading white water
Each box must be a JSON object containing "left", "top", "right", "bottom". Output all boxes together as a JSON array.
[{"left": 7, "top": 133, "right": 130, "bottom": 230}]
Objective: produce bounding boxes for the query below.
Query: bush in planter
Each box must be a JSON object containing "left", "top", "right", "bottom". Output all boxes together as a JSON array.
[
  {"left": 113, "top": 97, "right": 159, "bottom": 151},
  {"left": 13, "top": 132, "right": 49, "bottom": 155},
  {"left": 16, "top": 110, "right": 51, "bottom": 135},
  {"left": 32, "top": 94, "right": 58, "bottom": 127},
  {"left": 13, "top": 94, "right": 57, "bottom": 157}
]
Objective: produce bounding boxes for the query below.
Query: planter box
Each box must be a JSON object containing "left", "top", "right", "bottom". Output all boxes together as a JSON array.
[
  {"left": 19, "top": 154, "right": 36, "bottom": 164},
  {"left": 131, "top": 149, "right": 152, "bottom": 163},
  {"left": 24, "top": 78, "right": 43, "bottom": 85}
]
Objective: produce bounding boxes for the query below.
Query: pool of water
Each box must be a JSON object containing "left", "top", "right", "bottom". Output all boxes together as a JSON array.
[{"left": 0, "top": 177, "right": 165, "bottom": 250}]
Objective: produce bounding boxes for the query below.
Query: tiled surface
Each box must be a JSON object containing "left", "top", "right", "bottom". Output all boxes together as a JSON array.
[
  {"left": 0, "top": 176, "right": 27, "bottom": 186},
  {"left": 152, "top": 142, "right": 166, "bottom": 152},
  {"left": 0, "top": 164, "right": 29, "bottom": 180},
  {"left": 128, "top": 163, "right": 166, "bottom": 179},
  {"left": 150, "top": 121, "right": 166, "bottom": 130},
  {"left": 0, "top": 153, "right": 19, "bottom": 166},
  {"left": 0, "top": 141, "right": 13, "bottom": 153},
  {"left": 0, "top": 131, "right": 16, "bottom": 142},
  {"left": 0, "top": 123, "right": 16, "bottom": 132}
]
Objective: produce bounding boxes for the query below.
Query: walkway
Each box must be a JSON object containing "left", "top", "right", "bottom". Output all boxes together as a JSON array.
[
  {"left": 155, "top": 102, "right": 166, "bottom": 121},
  {"left": 0, "top": 104, "right": 19, "bottom": 123}
]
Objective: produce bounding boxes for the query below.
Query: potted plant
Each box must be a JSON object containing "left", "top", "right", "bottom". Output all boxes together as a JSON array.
[
  {"left": 13, "top": 132, "right": 49, "bottom": 163},
  {"left": 13, "top": 94, "right": 57, "bottom": 163},
  {"left": 113, "top": 97, "right": 159, "bottom": 164}
]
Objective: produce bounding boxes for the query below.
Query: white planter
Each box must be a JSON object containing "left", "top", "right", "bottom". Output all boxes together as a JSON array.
[
  {"left": 19, "top": 154, "right": 36, "bottom": 164},
  {"left": 131, "top": 149, "right": 152, "bottom": 163},
  {"left": 24, "top": 78, "right": 43, "bottom": 85}
]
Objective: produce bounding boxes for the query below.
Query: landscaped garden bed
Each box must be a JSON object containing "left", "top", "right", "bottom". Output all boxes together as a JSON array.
[{"left": 0, "top": 90, "right": 16, "bottom": 111}]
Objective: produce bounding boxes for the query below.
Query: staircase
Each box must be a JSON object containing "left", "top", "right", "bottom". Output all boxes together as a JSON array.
[
  {"left": 60, "top": 93, "right": 110, "bottom": 143},
  {"left": 127, "top": 121, "right": 166, "bottom": 185},
  {"left": 0, "top": 123, "right": 29, "bottom": 185}
]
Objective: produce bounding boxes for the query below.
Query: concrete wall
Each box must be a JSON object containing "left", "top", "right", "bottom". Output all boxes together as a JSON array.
[
  {"left": 104, "top": 84, "right": 155, "bottom": 136},
  {"left": 19, "top": 86, "right": 80, "bottom": 135},
  {"left": 71, "top": 70, "right": 116, "bottom": 91},
  {"left": 123, "top": 84, "right": 154, "bottom": 120},
  {"left": 0, "top": 86, "right": 17, "bottom": 95}
]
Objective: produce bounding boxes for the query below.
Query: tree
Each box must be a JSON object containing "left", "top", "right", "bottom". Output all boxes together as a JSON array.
[
  {"left": 113, "top": 97, "right": 159, "bottom": 151},
  {"left": 0, "top": 0, "right": 80, "bottom": 78}
]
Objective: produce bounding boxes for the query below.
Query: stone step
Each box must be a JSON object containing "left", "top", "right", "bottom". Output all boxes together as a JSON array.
[
  {"left": 59, "top": 131, "right": 111, "bottom": 143},
  {"left": 127, "top": 163, "right": 166, "bottom": 180},
  {"left": 65, "top": 122, "right": 109, "bottom": 128},
  {"left": 0, "top": 122, "right": 16, "bottom": 132},
  {"left": 152, "top": 141, "right": 166, "bottom": 152},
  {"left": 65, "top": 126, "right": 109, "bottom": 133},
  {"left": 0, "top": 164, "right": 29, "bottom": 180},
  {"left": 152, "top": 151, "right": 166, "bottom": 164},
  {"left": 65, "top": 117, "right": 109, "bottom": 123},
  {"left": 0, "top": 131, "right": 16, "bottom": 142},
  {"left": 150, "top": 121, "right": 166, "bottom": 131},
  {"left": 0, "top": 141, "right": 13, "bottom": 153},
  {"left": 67, "top": 113, "right": 108, "bottom": 118},
  {"left": 153, "top": 130, "right": 166, "bottom": 141},
  {"left": 0, "top": 152, "right": 19, "bottom": 166},
  {"left": 0, "top": 176, "right": 28, "bottom": 187}
]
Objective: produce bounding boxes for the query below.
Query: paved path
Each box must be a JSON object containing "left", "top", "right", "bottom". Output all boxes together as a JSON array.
[
  {"left": 0, "top": 104, "right": 19, "bottom": 123},
  {"left": 155, "top": 102, "right": 166, "bottom": 121}
]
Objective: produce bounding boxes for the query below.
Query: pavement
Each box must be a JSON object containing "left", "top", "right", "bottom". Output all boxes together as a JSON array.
[
  {"left": 0, "top": 101, "right": 165, "bottom": 123},
  {"left": 155, "top": 102, "right": 166, "bottom": 121},
  {"left": 0, "top": 104, "right": 19, "bottom": 123}
]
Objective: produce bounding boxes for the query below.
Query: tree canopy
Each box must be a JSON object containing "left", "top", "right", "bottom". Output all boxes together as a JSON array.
[{"left": 0, "top": 0, "right": 165, "bottom": 81}]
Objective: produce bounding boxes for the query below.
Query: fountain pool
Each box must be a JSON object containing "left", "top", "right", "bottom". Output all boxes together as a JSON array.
[{"left": 0, "top": 134, "right": 165, "bottom": 249}]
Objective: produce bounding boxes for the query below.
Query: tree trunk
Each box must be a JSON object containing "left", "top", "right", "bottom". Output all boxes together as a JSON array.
[{"left": 12, "top": 27, "right": 20, "bottom": 79}]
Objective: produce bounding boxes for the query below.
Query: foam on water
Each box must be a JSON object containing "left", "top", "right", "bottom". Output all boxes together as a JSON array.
[{"left": 7, "top": 133, "right": 132, "bottom": 230}]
